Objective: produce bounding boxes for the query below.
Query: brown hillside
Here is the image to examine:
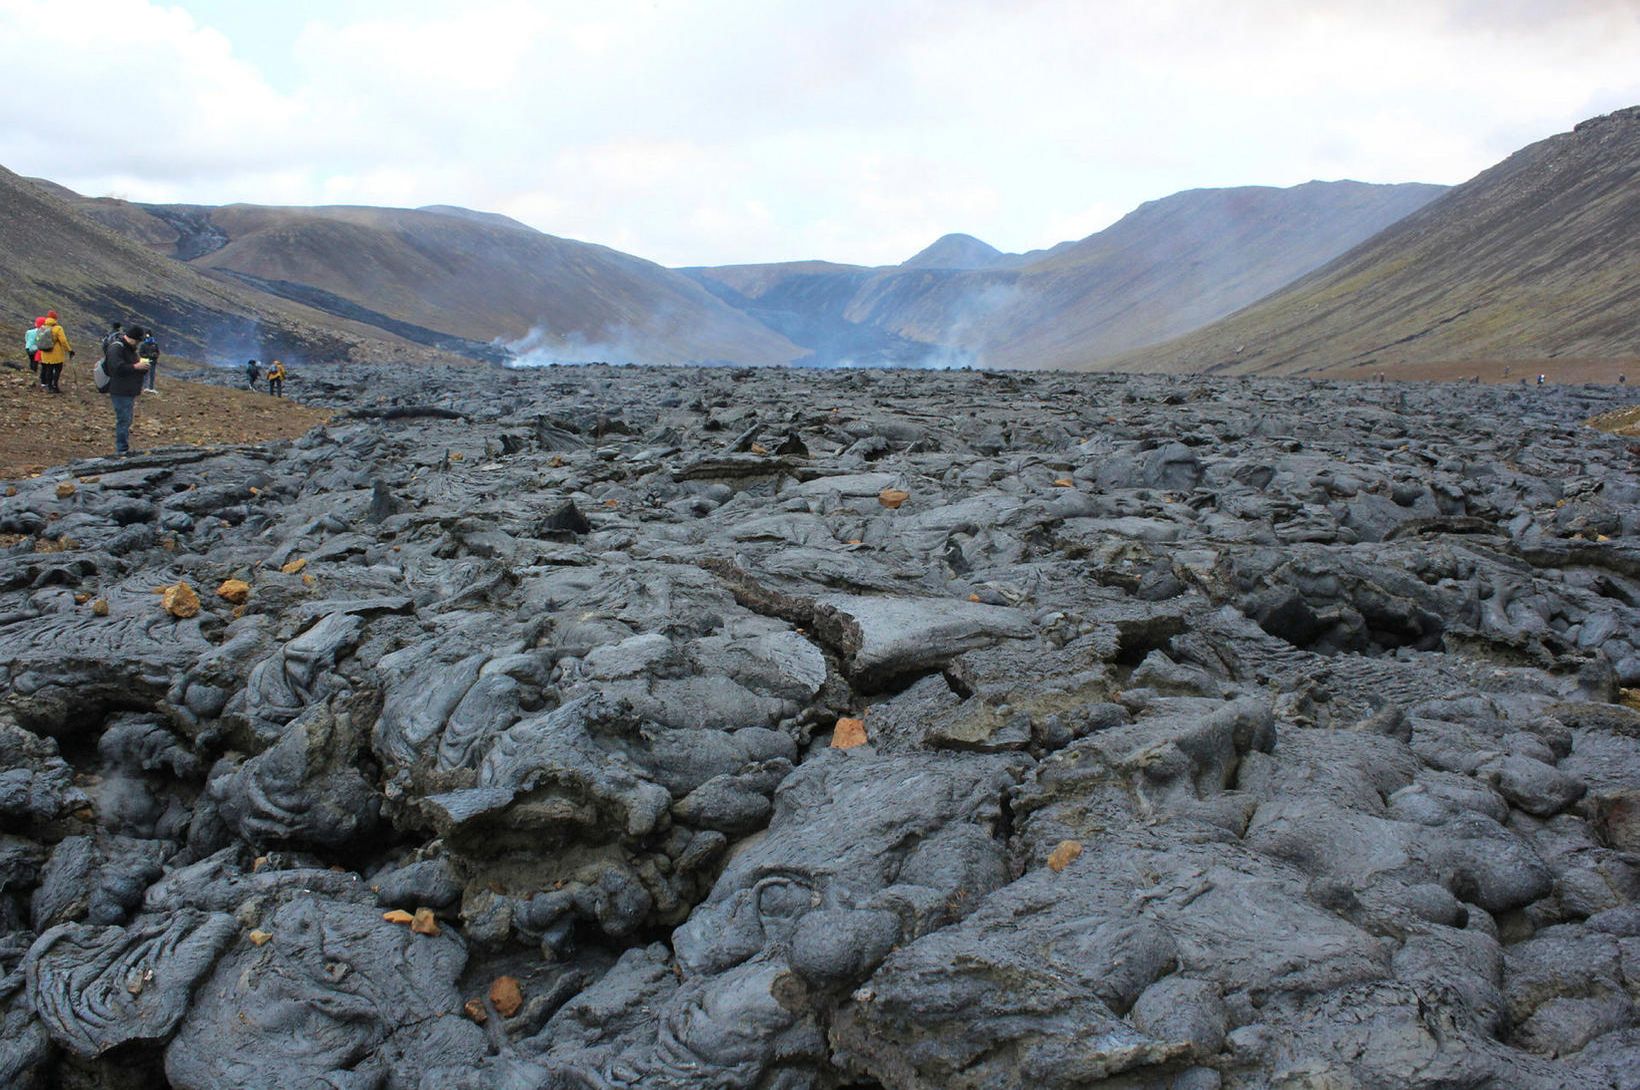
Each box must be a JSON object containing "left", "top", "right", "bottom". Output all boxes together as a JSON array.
[
  {"left": 1105, "top": 105, "right": 1640, "bottom": 376},
  {"left": 0, "top": 167, "right": 459, "bottom": 368},
  {"left": 67, "top": 199, "right": 804, "bottom": 366}
]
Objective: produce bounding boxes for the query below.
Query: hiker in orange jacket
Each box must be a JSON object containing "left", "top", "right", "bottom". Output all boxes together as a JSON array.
[{"left": 36, "top": 310, "right": 73, "bottom": 394}]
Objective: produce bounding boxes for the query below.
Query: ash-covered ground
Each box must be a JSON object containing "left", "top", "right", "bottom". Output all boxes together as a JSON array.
[{"left": 3, "top": 362, "right": 1639, "bottom": 1089}]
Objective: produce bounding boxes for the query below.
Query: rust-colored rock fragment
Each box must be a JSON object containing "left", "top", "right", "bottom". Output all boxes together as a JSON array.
[
  {"left": 382, "top": 909, "right": 414, "bottom": 926},
  {"left": 1053, "top": 477, "right": 1075, "bottom": 487},
  {"left": 878, "top": 488, "right": 910, "bottom": 509},
  {"left": 162, "top": 582, "right": 201, "bottom": 619},
  {"left": 489, "top": 975, "right": 524, "bottom": 1017},
  {"left": 1047, "top": 840, "right": 1083, "bottom": 873},
  {"left": 463, "top": 998, "right": 488, "bottom": 1023},
  {"left": 217, "top": 578, "right": 251, "bottom": 604},
  {"left": 91, "top": 598, "right": 109, "bottom": 616},
  {"left": 55, "top": 481, "right": 76, "bottom": 499},
  {"left": 831, "top": 717, "right": 868, "bottom": 749},
  {"left": 280, "top": 558, "right": 307, "bottom": 574},
  {"left": 248, "top": 930, "right": 272, "bottom": 947},
  {"left": 411, "top": 907, "right": 440, "bottom": 935}
]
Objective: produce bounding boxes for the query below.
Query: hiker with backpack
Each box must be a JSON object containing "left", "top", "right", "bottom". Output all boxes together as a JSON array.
[
  {"left": 24, "top": 317, "right": 46, "bottom": 375},
  {"left": 267, "top": 359, "right": 286, "bottom": 397},
  {"left": 35, "top": 310, "right": 72, "bottom": 394},
  {"left": 96, "top": 324, "right": 150, "bottom": 456},
  {"left": 139, "top": 333, "right": 160, "bottom": 392},
  {"left": 245, "top": 359, "right": 261, "bottom": 390}
]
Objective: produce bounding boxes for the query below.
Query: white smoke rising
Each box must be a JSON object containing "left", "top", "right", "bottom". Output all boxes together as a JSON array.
[{"left": 499, "top": 324, "right": 666, "bottom": 369}]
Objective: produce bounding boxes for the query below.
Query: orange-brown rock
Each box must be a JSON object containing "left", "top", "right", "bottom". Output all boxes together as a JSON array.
[
  {"left": 162, "top": 582, "right": 201, "bottom": 619},
  {"left": 411, "top": 907, "right": 441, "bottom": 936},
  {"left": 216, "top": 578, "right": 251, "bottom": 604},
  {"left": 831, "top": 717, "right": 868, "bottom": 749},
  {"left": 489, "top": 976, "right": 524, "bottom": 1017},
  {"left": 1047, "top": 840, "right": 1083, "bottom": 873}
]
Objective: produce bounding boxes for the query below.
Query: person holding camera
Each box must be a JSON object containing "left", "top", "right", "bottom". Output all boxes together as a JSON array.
[{"left": 101, "top": 324, "right": 152, "bottom": 456}]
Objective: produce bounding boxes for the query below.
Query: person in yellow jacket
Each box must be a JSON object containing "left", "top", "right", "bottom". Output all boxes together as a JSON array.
[
  {"left": 267, "top": 359, "right": 287, "bottom": 397},
  {"left": 36, "top": 309, "right": 72, "bottom": 394}
]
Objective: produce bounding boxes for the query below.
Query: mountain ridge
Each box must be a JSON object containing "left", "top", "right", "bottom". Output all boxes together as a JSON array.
[
  {"left": 1102, "top": 105, "right": 1640, "bottom": 375},
  {"left": 685, "top": 179, "right": 1447, "bottom": 368}
]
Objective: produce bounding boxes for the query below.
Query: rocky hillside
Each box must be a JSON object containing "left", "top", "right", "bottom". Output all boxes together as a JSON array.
[
  {"left": 1110, "top": 106, "right": 1640, "bottom": 376},
  {"left": 0, "top": 168, "right": 479, "bottom": 367},
  {"left": 64, "top": 196, "right": 804, "bottom": 367},
  {"left": 1, "top": 362, "right": 1636, "bottom": 1087},
  {"left": 687, "top": 180, "right": 1445, "bottom": 368}
]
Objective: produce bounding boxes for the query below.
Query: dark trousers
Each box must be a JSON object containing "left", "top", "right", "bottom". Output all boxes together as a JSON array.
[
  {"left": 143, "top": 360, "right": 157, "bottom": 389},
  {"left": 111, "top": 395, "right": 136, "bottom": 455},
  {"left": 269, "top": 378, "right": 283, "bottom": 397},
  {"left": 40, "top": 363, "right": 63, "bottom": 391}
]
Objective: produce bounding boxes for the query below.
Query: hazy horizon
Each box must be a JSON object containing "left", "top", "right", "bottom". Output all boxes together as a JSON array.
[{"left": 3, "top": 1, "right": 1637, "bottom": 268}]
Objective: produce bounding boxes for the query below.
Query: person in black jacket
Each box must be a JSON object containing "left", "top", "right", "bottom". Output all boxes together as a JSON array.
[{"left": 102, "top": 325, "right": 152, "bottom": 456}]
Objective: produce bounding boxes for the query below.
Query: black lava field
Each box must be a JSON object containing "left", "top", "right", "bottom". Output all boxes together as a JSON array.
[{"left": 3, "top": 362, "right": 1639, "bottom": 1089}]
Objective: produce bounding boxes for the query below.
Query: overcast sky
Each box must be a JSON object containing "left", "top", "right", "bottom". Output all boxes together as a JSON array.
[{"left": 4, "top": 0, "right": 1638, "bottom": 267}]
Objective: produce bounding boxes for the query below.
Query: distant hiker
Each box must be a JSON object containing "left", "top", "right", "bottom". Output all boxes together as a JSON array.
[
  {"left": 267, "top": 359, "right": 286, "bottom": 397},
  {"left": 246, "top": 358, "right": 261, "bottom": 390},
  {"left": 101, "top": 324, "right": 151, "bottom": 456},
  {"left": 36, "top": 311, "right": 72, "bottom": 394},
  {"left": 1537, "top": 373, "right": 1546, "bottom": 386},
  {"left": 139, "top": 333, "right": 160, "bottom": 392},
  {"left": 103, "top": 321, "right": 123, "bottom": 352}
]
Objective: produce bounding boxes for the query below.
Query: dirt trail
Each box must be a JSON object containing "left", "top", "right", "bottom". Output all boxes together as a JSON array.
[{"left": 0, "top": 358, "right": 330, "bottom": 479}]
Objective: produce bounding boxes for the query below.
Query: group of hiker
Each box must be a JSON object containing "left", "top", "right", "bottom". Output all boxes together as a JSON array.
[
  {"left": 244, "top": 358, "right": 288, "bottom": 397},
  {"left": 24, "top": 316, "right": 162, "bottom": 397},
  {"left": 21, "top": 309, "right": 293, "bottom": 457}
]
